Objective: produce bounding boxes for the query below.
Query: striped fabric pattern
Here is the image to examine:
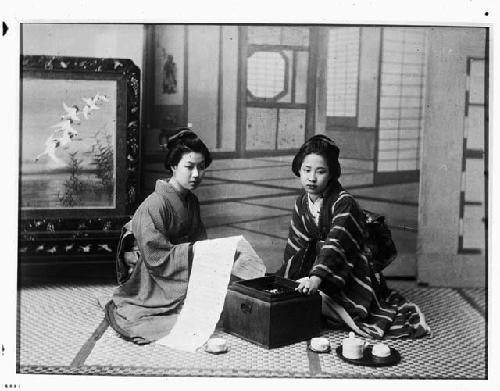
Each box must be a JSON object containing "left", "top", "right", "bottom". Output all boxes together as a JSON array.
[{"left": 280, "top": 188, "right": 430, "bottom": 339}]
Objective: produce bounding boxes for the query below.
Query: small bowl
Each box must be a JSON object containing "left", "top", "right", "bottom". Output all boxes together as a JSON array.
[
  {"left": 372, "top": 343, "right": 391, "bottom": 358},
  {"left": 205, "top": 338, "right": 228, "bottom": 354},
  {"left": 309, "top": 337, "right": 330, "bottom": 353}
]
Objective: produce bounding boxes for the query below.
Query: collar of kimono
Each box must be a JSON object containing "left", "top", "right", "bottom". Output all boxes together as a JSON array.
[
  {"left": 316, "top": 180, "right": 343, "bottom": 235},
  {"left": 155, "top": 179, "right": 190, "bottom": 198},
  {"left": 307, "top": 193, "right": 323, "bottom": 207}
]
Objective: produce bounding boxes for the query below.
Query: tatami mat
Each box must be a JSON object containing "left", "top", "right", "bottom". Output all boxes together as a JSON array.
[
  {"left": 458, "top": 287, "right": 486, "bottom": 315},
  {"left": 18, "top": 285, "right": 486, "bottom": 379},
  {"left": 18, "top": 284, "right": 114, "bottom": 367},
  {"left": 86, "top": 328, "right": 313, "bottom": 377},
  {"left": 318, "top": 288, "right": 486, "bottom": 379}
]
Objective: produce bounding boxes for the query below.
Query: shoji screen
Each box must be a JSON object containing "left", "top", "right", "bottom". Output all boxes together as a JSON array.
[
  {"left": 326, "top": 27, "right": 360, "bottom": 123},
  {"left": 377, "top": 28, "right": 427, "bottom": 176}
]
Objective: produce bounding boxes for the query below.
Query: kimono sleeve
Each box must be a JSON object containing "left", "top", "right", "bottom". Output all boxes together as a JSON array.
[
  {"left": 192, "top": 195, "right": 208, "bottom": 241},
  {"left": 194, "top": 221, "right": 208, "bottom": 241},
  {"left": 131, "top": 196, "right": 191, "bottom": 278},
  {"left": 276, "top": 195, "right": 311, "bottom": 278},
  {"left": 310, "top": 193, "right": 365, "bottom": 290}
]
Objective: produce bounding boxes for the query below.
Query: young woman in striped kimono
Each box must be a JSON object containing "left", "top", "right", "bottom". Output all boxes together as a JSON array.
[{"left": 277, "top": 135, "right": 430, "bottom": 339}]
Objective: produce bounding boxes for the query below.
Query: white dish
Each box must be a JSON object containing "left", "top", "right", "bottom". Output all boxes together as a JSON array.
[
  {"left": 205, "top": 338, "right": 228, "bottom": 354},
  {"left": 372, "top": 343, "right": 391, "bottom": 357},
  {"left": 309, "top": 337, "right": 330, "bottom": 352}
]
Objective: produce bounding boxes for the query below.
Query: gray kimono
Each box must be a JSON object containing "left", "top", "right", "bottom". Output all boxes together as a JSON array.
[{"left": 106, "top": 180, "right": 207, "bottom": 344}]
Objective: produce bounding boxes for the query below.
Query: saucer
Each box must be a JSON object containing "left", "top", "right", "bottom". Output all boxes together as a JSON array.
[
  {"left": 308, "top": 344, "right": 331, "bottom": 353},
  {"left": 335, "top": 345, "right": 401, "bottom": 367},
  {"left": 205, "top": 347, "right": 229, "bottom": 355}
]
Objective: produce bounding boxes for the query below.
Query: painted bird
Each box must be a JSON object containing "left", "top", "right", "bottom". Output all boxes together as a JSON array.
[
  {"left": 82, "top": 96, "right": 99, "bottom": 111},
  {"left": 34, "top": 138, "right": 65, "bottom": 165},
  {"left": 35, "top": 128, "right": 77, "bottom": 165},
  {"left": 51, "top": 119, "right": 79, "bottom": 136},
  {"left": 82, "top": 96, "right": 100, "bottom": 119},
  {"left": 61, "top": 102, "right": 80, "bottom": 123},
  {"left": 94, "top": 93, "right": 110, "bottom": 103}
]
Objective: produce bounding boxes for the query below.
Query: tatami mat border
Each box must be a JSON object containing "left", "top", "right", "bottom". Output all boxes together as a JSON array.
[{"left": 454, "top": 288, "right": 486, "bottom": 317}]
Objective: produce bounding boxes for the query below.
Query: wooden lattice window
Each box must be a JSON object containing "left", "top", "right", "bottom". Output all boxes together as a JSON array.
[
  {"left": 326, "top": 27, "right": 361, "bottom": 127},
  {"left": 247, "top": 50, "right": 289, "bottom": 101}
]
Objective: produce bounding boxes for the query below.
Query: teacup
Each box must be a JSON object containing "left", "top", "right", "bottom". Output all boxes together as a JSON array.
[
  {"left": 342, "top": 332, "right": 366, "bottom": 359},
  {"left": 205, "top": 337, "right": 228, "bottom": 354},
  {"left": 310, "top": 337, "right": 330, "bottom": 352},
  {"left": 372, "top": 342, "right": 391, "bottom": 358}
]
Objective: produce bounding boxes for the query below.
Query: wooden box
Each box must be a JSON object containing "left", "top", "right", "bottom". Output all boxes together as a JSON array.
[{"left": 222, "top": 276, "right": 322, "bottom": 349}]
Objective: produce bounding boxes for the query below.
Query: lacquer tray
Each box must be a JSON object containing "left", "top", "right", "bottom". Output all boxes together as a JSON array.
[{"left": 335, "top": 345, "right": 401, "bottom": 367}]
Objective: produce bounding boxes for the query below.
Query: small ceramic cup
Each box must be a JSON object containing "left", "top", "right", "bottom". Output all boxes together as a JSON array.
[
  {"left": 372, "top": 343, "right": 391, "bottom": 358},
  {"left": 205, "top": 337, "right": 228, "bottom": 354},
  {"left": 310, "top": 337, "right": 330, "bottom": 352},
  {"left": 342, "top": 332, "right": 366, "bottom": 359}
]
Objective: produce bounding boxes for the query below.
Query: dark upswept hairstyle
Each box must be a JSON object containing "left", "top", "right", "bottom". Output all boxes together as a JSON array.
[
  {"left": 163, "top": 128, "right": 213, "bottom": 172},
  {"left": 291, "top": 134, "right": 341, "bottom": 180}
]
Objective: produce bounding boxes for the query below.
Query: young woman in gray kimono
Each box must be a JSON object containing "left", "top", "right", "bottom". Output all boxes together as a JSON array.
[{"left": 105, "top": 129, "right": 212, "bottom": 344}]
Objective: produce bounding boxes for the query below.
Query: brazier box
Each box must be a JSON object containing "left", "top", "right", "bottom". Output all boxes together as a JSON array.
[{"left": 222, "top": 276, "right": 322, "bottom": 349}]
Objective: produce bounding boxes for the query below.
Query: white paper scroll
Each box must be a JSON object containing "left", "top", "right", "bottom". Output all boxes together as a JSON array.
[
  {"left": 232, "top": 236, "right": 267, "bottom": 280},
  {"left": 156, "top": 235, "right": 265, "bottom": 352}
]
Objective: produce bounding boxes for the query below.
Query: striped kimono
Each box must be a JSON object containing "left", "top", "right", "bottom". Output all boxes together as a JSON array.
[{"left": 278, "top": 181, "right": 430, "bottom": 339}]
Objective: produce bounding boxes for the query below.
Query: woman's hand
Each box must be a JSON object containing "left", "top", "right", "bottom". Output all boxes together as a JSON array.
[
  {"left": 296, "top": 276, "right": 322, "bottom": 295},
  {"left": 124, "top": 250, "right": 140, "bottom": 274}
]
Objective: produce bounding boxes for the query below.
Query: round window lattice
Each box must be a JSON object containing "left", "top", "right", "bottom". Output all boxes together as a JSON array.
[{"left": 247, "top": 51, "right": 288, "bottom": 100}]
